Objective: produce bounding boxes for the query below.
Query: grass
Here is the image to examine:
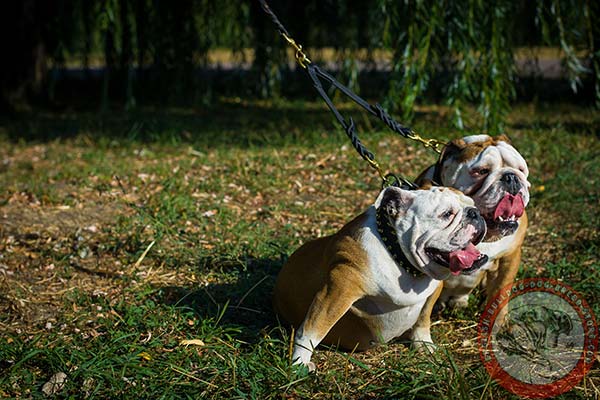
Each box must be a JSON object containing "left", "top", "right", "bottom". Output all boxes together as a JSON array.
[{"left": 0, "top": 98, "right": 599, "bottom": 398}]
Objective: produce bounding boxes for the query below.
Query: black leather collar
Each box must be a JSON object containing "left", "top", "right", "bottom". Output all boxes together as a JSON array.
[
  {"left": 375, "top": 207, "right": 423, "bottom": 277},
  {"left": 432, "top": 144, "right": 448, "bottom": 185},
  {"left": 432, "top": 161, "right": 443, "bottom": 185}
]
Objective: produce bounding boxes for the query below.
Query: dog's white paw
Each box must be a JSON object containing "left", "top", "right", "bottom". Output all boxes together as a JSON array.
[
  {"left": 410, "top": 327, "right": 437, "bottom": 353},
  {"left": 433, "top": 300, "right": 447, "bottom": 315},
  {"left": 292, "top": 358, "right": 316, "bottom": 373},
  {"left": 448, "top": 295, "right": 469, "bottom": 309},
  {"left": 412, "top": 340, "right": 438, "bottom": 354},
  {"left": 292, "top": 344, "right": 316, "bottom": 372}
]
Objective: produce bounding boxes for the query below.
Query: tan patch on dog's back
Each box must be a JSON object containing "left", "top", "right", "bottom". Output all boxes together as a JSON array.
[
  {"left": 273, "top": 211, "right": 372, "bottom": 329},
  {"left": 440, "top": 186, "right": 463, "bottom": 195},
  {"left": 338, "top": 211, "right": 370, "bottom": 242},
  {"left": 418, "top": 180, "right": 462, "bottom": 195}
]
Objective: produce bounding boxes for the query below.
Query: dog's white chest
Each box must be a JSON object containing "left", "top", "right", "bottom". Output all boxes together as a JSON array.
[
  {"left": 352, "top": 296, "right": 428, "bottom": 342},
  {"left": 355, "top": 222, "right": 440, "bottom": 342},
  {"left": 477, "top": 233, "right": 516, "bottom": 261}
]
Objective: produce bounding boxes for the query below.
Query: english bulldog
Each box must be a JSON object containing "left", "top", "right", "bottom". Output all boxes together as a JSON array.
[
  {"left": 273, "top": 185, "right": 488, "bottom": 370},
  {"left": 416, "top": 134, "right": 530, "bottom": 310}
]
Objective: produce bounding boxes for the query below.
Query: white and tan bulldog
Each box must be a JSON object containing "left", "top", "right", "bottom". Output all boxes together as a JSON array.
[
  {"left": 273, "top": 185, "right": 488, "bottom": 370},
  {"left": 416, "top": 134, "right": 530, "bottom": 310}
]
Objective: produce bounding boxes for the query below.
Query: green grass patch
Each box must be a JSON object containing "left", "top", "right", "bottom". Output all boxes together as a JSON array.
[{"left": 0, "top": 99, "right": 598, "bottom": 398}]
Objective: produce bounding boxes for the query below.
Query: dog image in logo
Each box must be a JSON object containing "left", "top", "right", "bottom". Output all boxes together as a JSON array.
[
  {"left": 495, "top": 304, "right": 575, "bottom": 376},
  {"left": 480, "top": 281, "right": 597, "bottom": 397}
]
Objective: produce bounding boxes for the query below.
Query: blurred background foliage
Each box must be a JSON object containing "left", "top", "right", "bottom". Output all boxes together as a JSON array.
[{"left": 0, "top": 0, "right": 598, "bottom": 132}]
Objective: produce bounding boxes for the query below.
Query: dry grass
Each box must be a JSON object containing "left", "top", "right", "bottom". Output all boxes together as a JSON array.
[{"left": 0, "top": 99, "right": 598, "bottom": 398}]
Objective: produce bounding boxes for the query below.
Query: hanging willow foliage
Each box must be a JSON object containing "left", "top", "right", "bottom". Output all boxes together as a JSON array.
[
  {"left": 375, "top": 0, "right": 597, "bottom": 131},
  {"left": 1, "top": 0, "right": 598, "bottom": 132},
  {"left": 380, "top": 0, "right": 590, "bottom": 133}
]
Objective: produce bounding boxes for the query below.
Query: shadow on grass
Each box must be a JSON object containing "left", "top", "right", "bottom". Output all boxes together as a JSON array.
[
  {"left": 0, "top": 99, "right": 347, "bottom": 146},
  {"left": 4, "top": 99, "right": 599, "bottom": 149},
  {"left": 152, "top": 256, "right": 285, "bottom": 342},
  {"left": 0, "top": 97, "right": 448, "bottom": 146}
]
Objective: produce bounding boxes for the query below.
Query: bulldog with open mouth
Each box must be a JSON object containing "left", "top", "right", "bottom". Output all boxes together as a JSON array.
[
  {"left": 273, "top": 185, "right": 488, "bottom": 370},
  {"left": 416, "top": 134, "right": 530, "bottom": 310}
]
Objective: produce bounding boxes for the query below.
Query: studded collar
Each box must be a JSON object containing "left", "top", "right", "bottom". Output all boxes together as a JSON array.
[{"left": 375, "top": 207, "right": 423, "bottom": 278}]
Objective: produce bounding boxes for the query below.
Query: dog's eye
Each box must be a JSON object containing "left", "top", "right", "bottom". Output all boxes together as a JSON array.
[
  {"left": 441, "top": 209, "right": 455, "bottom": 219},
  {"left": 471, "top": 167, "right": 490, "bottom": 176}
]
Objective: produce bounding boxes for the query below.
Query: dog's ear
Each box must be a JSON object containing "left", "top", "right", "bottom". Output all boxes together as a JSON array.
[
  {"left": 439, "top": 138, "right": 466, "bottom": 163},
  {"left": 418, "top": 179, "right": 434, "bottom": 190},
  {"left": 374, "top": 187, "right": 415, "bottom": 218}
]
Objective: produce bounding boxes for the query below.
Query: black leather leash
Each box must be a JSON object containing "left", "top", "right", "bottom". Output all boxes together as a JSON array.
[{"left": 258, "top": 0, "right": 444, "bottom": 190}]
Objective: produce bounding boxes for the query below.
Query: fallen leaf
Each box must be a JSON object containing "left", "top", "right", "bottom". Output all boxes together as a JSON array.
[
  {"left": 180, "top": 339, "right": 205, "bottom": 347},
  {"left": 42, "top": 372, "right": 67, "bottom": 396},
  {"left": 84, "top": 225, "right": 98, "bottom": 233},
  {"left": 202, "top": 209, "right": 217, "bottom": 217}
]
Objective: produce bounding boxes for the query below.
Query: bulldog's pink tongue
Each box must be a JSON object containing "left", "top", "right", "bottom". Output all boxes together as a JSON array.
[
  {"left": 493, "top": 193, "right": 525, "bottom": 220},
  {"left": 449, "top": 243, "right": 480, "bottom": 276}
]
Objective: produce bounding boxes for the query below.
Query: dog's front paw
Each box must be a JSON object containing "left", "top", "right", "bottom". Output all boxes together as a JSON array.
[
  {"left": 410, "top": 327, "right": 437, "bottom": 354},
  {"left": 433, "top": 300, "right": 447, "bottom": 315},
  {"left": 302, "top": 361, "right": 317, "bottom": 373},
  {"left": 412, "top": 339, "right": 437, "bottom": 354},
  {"left": 292, "top": 359, "right": 316, "bottom": 373},
  {"left": 448, "top": 295, "right": 469, "bottom": 309},
  {"left": 292, "top": 344, "right": 316, "bottom": 373}
]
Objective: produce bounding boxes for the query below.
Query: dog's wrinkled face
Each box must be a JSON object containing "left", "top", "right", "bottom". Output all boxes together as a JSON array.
[
  {"left": 437, "top": 134, "right": 530, "bottom": 239},
  {"left": 375, "top": 186, "right": 488, "bottom": 280}
]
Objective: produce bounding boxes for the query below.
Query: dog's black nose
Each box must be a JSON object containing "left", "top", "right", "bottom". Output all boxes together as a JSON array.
[
  {"left": 466, "top": 207, "right": 480, "bottom": 220},
  {"left": 501, "top": 172, "right": 521, "bottom": 195}
]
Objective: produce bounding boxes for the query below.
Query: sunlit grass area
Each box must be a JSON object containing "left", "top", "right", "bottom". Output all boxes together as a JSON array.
[{"left": 0, "top": 99, "right": 598, "bottom": 398}]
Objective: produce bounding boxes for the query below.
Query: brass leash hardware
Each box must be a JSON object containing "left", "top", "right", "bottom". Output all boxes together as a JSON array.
[
  {"left": 282, "top": 33, "right": 311, "bottom": 69},
  {"left": 406, "top": 131, "right": 445, "bottom": 154},
  {"left": 381, "top": 173, "right": 419, "bottom": 190},
  {"left": 366, "top": 157, "right": 386, "bottom": 183}
]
